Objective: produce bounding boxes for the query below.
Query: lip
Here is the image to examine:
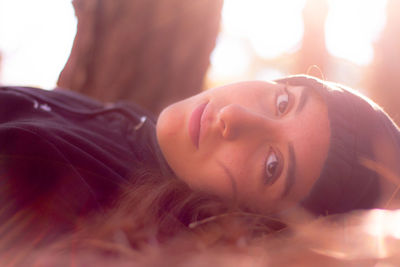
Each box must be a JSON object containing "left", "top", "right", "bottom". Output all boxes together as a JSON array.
[{"left": 188, "top": 101, "right": 208, "bottom": 149}]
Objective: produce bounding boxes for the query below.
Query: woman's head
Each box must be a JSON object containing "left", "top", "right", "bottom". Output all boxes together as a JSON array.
[
  {"left": 281, "top": 75, "right": 400, "bottom": 215},
  {"left": 156, "top": 75, "right": 400, "bottom": 215},
  {"left": 156, "top": 77, "right": 331, "bottom": 212}
]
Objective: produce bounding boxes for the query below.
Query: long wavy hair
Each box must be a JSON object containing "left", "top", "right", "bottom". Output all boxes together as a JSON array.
[
  {"left": 5, "top": 163, "right": 400, "bottom": 267},
  {"left": 0, "top": 164, "right": 288, "bottom": 266}
]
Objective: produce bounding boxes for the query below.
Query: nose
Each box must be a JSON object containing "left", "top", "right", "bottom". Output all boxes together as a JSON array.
[{"left": 217, "top": 104, "right": 281, "bottom": 140}]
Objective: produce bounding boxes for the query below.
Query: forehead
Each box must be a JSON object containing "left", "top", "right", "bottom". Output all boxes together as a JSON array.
[{"left": 286, "top": 87, "right": 330, "bottom": 203}]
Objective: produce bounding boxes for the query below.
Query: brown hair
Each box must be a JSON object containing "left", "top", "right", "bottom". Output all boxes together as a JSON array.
[{"left": 1, "top": 164, "right": 289, "bottom": 265}]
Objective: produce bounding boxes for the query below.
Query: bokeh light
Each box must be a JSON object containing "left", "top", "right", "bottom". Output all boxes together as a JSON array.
[
  {"left": 222, "top": 0, "right": 306, "bottom": 59},
  {"left": 208, "top": 0, "right": 389, "bottom": 88},
  {"left": 326, "top": 0, "right": 387, "bottom": 66},
  {"left": 209, "top": 35, "right": 252, "bottom": 83},
  {"left": 0, "top": 0, "right": 77, "bottom": 89},
  {"left": 365, "top": 209, "right": 400, "bottom": 239},
  {"left": 0, "top": 0, "right": 392, "bottom": 91},
  {"left": 208, "top": 0, "right": 306, "bottom": 85}
]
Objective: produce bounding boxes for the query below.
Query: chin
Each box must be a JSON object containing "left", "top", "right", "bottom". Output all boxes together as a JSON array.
[
  {"left": 157, "top": 104, "right": 183, "bottom": 141},
  {"left": 156, "top": 103, "right": 188, "bottom": 168}
]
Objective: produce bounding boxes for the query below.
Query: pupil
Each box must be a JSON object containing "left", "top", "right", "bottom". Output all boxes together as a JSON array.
[
  {"left": 268, "top": 162, "right": 278, "bottom": 176},
  {"left": 279, "top": 101, "right": 288, "bottom": 113}
]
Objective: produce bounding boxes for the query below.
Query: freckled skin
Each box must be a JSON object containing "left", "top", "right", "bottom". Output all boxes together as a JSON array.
[{"left": 156, "top": 81, "right": 330, "bottom": 213}]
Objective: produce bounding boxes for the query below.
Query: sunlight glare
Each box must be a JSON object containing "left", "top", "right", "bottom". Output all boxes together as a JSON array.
[
  {"left": 325, "top": 0, "right": 387, "bottom": 66},
  {"left": 255, "top": 68, "right": 285, "bottom": 81},
  {"left": 0, "top": 0, "right": 77, "bottom": 89},
  {"left": 209, "top": 36, "right": 251, "bottom": 82},
  {"left": 222, "top": 0, "right": 306, "bottom": 59},
  {"left": 364, "top": 209, "right": 400, "bottom": 239}
]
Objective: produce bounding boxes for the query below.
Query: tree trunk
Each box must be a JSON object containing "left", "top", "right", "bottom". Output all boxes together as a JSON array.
[{"left": 58, "top": 0, "right": 223, "bottom": 114}]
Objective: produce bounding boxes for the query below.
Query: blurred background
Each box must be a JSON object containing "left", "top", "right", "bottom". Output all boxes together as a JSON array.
[{"left": 0, "top": 0, "right": 399, "bottom": 123}]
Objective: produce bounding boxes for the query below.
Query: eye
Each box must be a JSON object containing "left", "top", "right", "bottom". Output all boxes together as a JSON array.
[
  {"left": 264, "top": 150, "right": 280, "bottom": 185},
  {"left": 276, "top": 92, "right": 289, "bottom": 116}
]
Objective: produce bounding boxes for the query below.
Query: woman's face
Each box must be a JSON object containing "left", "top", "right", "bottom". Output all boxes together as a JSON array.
[{"left": 156, "top": 81, "right": 330, "bottom": 212}]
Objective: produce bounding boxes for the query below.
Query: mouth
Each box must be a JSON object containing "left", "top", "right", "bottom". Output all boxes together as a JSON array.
[{"left": 188, "top": 101, "right": 208, "bottom": 149}]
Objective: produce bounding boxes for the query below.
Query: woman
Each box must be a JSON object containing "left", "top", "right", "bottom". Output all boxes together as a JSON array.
[
  {"left": 157, "top": 74, "right": 400, "bottom": 215},
  {"left": 0, "top": 75, "right": 399, "bottom": 246}
]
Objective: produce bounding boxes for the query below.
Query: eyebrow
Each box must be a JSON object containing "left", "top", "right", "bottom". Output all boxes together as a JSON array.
[
  {"left": 281, "top": 142, "right": 296, "bottom": 198},
  {"left": 295, "top": 87, "right": 310, "bottom": 114}
]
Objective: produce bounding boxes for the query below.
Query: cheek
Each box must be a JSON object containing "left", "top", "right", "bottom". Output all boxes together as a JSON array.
[
  {"left": 202, "top": 147, "right": 257, "bottom": 198},
  {"left": 156, "top": 102, "right": 190, "bottom": 175},
  {"left": 178, "top": 147, "right": 251, "bottom": 198},
  {"left": 157, "top": 103, "right": 185, "bottom": 141},
  {"left": 180, "top": 159, "right": 233, "bottom": 197}
]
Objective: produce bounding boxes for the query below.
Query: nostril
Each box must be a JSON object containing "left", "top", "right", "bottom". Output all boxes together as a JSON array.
[
  {"left": 219, "top": 117, "right": 232, "bottom": 139},
  {"left": 218, "top": 106, "right": 234, "bottom": 139},
  {"left": 217, "top": 112, "right": 227, "bottom": 136},
  {"left": 218, "top": 105, "right": 238, "bottom": 139}
]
